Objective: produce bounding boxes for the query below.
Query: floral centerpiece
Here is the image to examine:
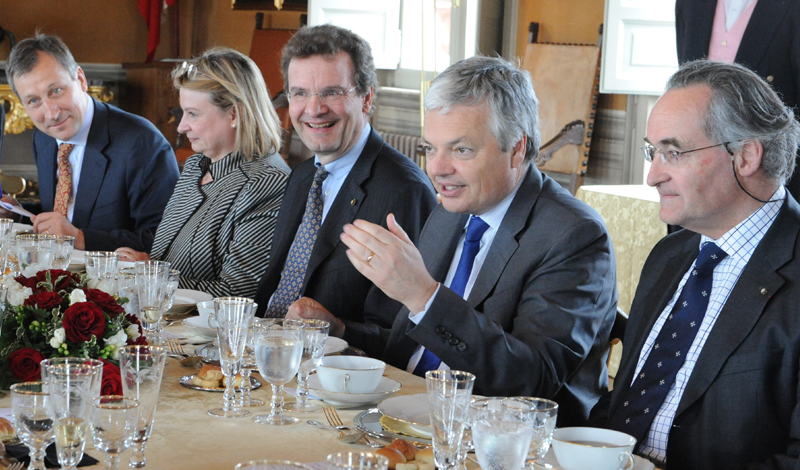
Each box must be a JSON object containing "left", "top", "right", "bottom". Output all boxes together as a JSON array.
[{"left": 0, "top": 269, "right": 146, "bottom": 393}]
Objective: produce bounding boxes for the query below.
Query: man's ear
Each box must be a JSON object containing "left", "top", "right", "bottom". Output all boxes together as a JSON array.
[
  {"left": 511, "top": 135, "right": 527, "bottom": 169},
  {"left": 735, "top": 139, "right": 764, "bottom": 177}
]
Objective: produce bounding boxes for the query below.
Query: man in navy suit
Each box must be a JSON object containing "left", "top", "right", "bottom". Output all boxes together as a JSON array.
[{"left": 3, "top": 34, "right": 178, "bottom": 251}]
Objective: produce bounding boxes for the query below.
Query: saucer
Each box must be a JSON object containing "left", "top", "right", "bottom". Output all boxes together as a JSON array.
[
  {"left": 378, "top": 394, "right": 430, "bottom": 426},
  {"left": 325, "top": 337, "right": 348, "bottom": 355},
  {"left": 168, "top": 289, "right": 213, "bottom": 314},
  {"left": 307, "top": 375, "right": 401, "bottom": 406},
  {"left": 182, "top": 317, "right": 216, "bottom": 336},
  {"left": 532, "top": 449, "right": 655, "bottom": 470},
  {"left": 179, "top": 374, "right": 261, "bottom": 392}
]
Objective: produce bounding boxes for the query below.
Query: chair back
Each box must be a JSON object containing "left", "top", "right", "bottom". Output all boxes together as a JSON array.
[{"left": 607, "top": 307, "right": 628, "bottom": 390}]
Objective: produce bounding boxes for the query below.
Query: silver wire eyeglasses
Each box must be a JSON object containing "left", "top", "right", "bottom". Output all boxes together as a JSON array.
[
  {"left": 287, "top": 86, "right": 357, "bottom": 105},
  {"left": 175, "top": 61, "right": 210, "bottom": 81},
  {"left": 642, "top": 141, "right": 731, "bottom": 165}
]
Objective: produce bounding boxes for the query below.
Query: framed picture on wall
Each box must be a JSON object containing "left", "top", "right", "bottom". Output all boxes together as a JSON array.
[{"left": 232, "top": 0, "right": 308, "bottom": 11}]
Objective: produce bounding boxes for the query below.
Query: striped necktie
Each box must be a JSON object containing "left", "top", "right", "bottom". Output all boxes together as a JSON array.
[
  {"left": 54, "top": 143, "right": 74, "bottom": 217},
  {"left": 265, "top": 165, "right": 329, "bottom": 317}
]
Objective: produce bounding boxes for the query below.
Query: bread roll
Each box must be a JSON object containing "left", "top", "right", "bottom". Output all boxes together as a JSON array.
[
  {"left": 413, "top": 448, "right": 435, "bottom": 465},
  {"left": 197, "top": 365, "right": 224, "bottom": 382},
  {"left": 376, "top": 447, "right": 406, "bottom": 469},
  {"left": 0, "top": 417, "right": 14, "bottom": 442},
  {"left": 395, "top": 464, "right": 418, "bottom": 470},
  {"left": 388, "top": 438, "right": 417, "bottom": 461},
  {"left": 191, "top": 375, "right": 221, "bottom": 388}
]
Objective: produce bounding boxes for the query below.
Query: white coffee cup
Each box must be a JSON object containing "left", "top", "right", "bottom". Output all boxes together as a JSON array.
[
  {"left": 197, "top": 300, "right": 258, "bottom": 329},
  {"left": 316, "top": 356, "right": 385, "bottom": 394},
  {"left": 551, "top": 427, "right": 636, "bottom": 470}
]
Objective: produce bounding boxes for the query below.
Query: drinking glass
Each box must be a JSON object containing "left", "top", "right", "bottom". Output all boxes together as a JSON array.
[
  {"left": 285, "top": 319, "right": 329, "bottom": 413},
  {"left": 16, "top": 233, "right": 55, "bottom": 276},
  {"left": 238, "top": 318, "right": 270, "bottom": 408},
  {"left": 118, "top": 345, "right": 168, "bottom": 468},
  {"left": 426, "top": 370, "right": 476, "bottom": 470},
  {"left": 509, "top": 397, "right": 558, "bottom": 465},
  {"left": 10, "top": 381, "right": 54, "bottom": 470},
  {"left": 0, "top": 218, "right": 14, "bottom": 273},
  {"left": 253, "top": 318, "right": 305, "bottom": 425},
  {"left": 44, "top": 360, "right": 104, "bottom": 470},
  {"left": 209, "top": 296, "right": 255, "bottom": 418},
  {"left": 327, "top": 452, "right": 389, "bottom": 470},
  {"left": 235, "top": 460, "right": 311, "bottom": 470},
  {"left": 86, "top": 251, "right": 119, "bottom": 292},
  {"left": 90, "top": 396, "right": 140, "bottom": 470},
  {"left": 52, "top": 235, "right": 76, "bottom": 270},
  {"left": 162, "top": 269, "right": 180, "bottom": 311},
  {"left": 470, "top": 397, "right": 534, "bottom": 470},
  {"left": 135, "top": 260, "right": 170, "bottom": 346},
  {"left": 116, "top": 267, "right": 139, "bottom": 316}
]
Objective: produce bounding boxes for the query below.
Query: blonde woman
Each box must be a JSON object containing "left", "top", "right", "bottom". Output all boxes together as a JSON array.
[{"left": 117, "top": 48, "right": 289, "bottom": 298}]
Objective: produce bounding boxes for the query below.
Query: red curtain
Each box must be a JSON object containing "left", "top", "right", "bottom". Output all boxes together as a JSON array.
[{"left": 139, "top": 0, "right": 177, "bottom": 62}]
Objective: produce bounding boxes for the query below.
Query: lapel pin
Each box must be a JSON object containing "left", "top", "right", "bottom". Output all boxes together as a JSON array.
[
  {"left": 760, "top": 287, "right": 768, "bottom": 295},
  {"left": 351, "top": 199, "right": 357, "bottom": 206}
]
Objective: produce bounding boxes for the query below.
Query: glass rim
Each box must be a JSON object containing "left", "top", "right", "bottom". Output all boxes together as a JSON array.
[
  {"left": 15, "top": 233, "right": 55, "bottom": 240},
  {"left": 10, "top": 381, "right": 48, "bottom": 395},
  {"left": 214, "top": 296, "right": 254, "bottom": 304},
  {"left": 119, "top": 345, "right": 168, "bottom": 355},
  {"left": 235, "top": 460, "right": 311, "bottom": 470},
  {"left": 425, "top": 370, "right": 476, "bottom": 383},
  {"left": 507, "top": 396, "right": 559, "bottom": 411},
  {"left": 40, "top": 357, "right": 104, "bottom": 368},
  {"left": 296, "top": 319, "right": 331, "bottom": 329},
  {"left": 84, "top": 251, "right": 119, "bottom": 257},
  {"left": 326, "top": 451, "right": 390, "bottom": 465},
  {"left": 92, "top": 395, "right": 140, "bottom": 409}
]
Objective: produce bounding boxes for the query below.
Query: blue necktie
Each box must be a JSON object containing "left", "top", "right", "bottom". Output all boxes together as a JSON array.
[
  {"left": 413, "top": 216, "right": 490, "bottom": 377},
  {"left": 608, "top": 242, "right": 727, "bottom": 449},
  {"left": 266, "top": 165, "right": 329, "bottom": 317}
]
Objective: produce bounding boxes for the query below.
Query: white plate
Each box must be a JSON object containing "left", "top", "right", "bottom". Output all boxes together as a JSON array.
[
  {"left": 173, "top": 289, "right": 213, "bottom": 305},
  {"left": 179, "top": 374, "right": 261, "bottom": 392},
  {"left": 182, "top": 317, "right": 216, "bottom": 336},
  {"left": 378, "top": 393, "right": 431, "bottom": 427},
  {"left": 532, "top": 449, "right": 655, "bottom": 470},
  {"left": 12, "top": 223, "right": 33, "bottom": 232},
  {"left": 325, "top": 337, "right": 348, "bottom": 355},
  {"left": 308, "top": 375, "right": 401, "bottom": 406}
]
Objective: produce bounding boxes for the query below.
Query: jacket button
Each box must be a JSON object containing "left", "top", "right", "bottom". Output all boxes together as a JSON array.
[
  {"left": 457, "top": 342, "right": 467, "bottom": 351},
  {"left": 766, "top": 75, "right": 774, "bottom": 83},
  {"left": 442, "top": 332, "right": 452, "bottom": 340},
  {"left": 449, "top": 338, "right": 459, "bottom": 346},
  {"left": 435, "top": 326, "right": 446, "bottom": 334},
  {"left": 351, "top": 198, "right": 357, "bottom": 205}
]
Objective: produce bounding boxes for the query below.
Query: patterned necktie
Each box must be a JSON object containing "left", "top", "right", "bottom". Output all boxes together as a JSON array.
[
  {"left": 54, "top": 143, "right": 75, "bottom": 217},
  {"left": 265, "top": 165, "right": 329, "bottom": 317},
  {"left": 608, "top": 242, "right": 728, "bottom": 449},
  {"left": 413, "top": 216, "right": 490, "bottom": 376}
]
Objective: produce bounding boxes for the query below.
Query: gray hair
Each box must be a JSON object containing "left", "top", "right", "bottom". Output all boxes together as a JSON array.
[
  {"left": 424, "top": 56, "right": 540, "bottom": 161},
  {"left": 281, "top": 24, "right": 377, "bottom": 98},
  {"left": 666, "top": 59, "right": 800, "bottom": 183},
  {"left": 6, "top": 34, "right": 79, "bottom": 97}
]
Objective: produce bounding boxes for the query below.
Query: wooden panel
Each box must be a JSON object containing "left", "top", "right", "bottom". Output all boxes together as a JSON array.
[{"left": 249, "top": 29, "right": 297, "bottom": 98}]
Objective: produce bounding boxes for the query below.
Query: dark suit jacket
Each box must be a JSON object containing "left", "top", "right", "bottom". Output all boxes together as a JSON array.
[
  {"left": 675, "top": 0, "right": 800, "bottom": 197},
  {"left": 347, "top": 166, "right": 617, "bottom": 427},
  {"left": 31, "top": 98, "right": 179, "bottom": 252},
  {"left": 254, "top": 129, "right": 437, "bottom": 327},
  {"left": 607, "top": 195, "right": 800, "bottom": 469}
]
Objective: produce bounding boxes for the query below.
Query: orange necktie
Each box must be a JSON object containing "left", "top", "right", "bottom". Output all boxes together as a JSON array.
[{"left": 54, "top": 143, "right": 74, "bottom": 217}]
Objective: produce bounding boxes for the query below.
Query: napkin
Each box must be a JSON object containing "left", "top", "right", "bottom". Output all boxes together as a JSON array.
[{"left": 5, "top": 443, "right": 99, "bottom": 468}]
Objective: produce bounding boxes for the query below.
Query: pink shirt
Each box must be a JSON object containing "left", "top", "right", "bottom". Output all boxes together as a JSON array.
[{"left": 708, "top": 0, "right": 758, "bottom": 63}]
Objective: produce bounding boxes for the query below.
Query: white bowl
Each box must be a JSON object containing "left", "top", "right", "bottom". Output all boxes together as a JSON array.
[
  {"left": 316, "top": 356, "right": 385, "bottom": 394},
  {"left": 551, "top": 427, "right": 636, "bottom": 470}
]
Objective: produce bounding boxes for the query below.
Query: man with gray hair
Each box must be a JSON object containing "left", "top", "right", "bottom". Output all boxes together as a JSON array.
[
  {"left": 298, "top": 55, "right": 617, "bottom": 426},
  {"left": 2, "top": 34, "right": 179, "bottom": 251},
  {"left": 604, "top": 60, "right": 800, "bottom": 468}
]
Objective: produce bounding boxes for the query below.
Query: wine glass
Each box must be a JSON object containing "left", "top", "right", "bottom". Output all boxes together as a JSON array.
[
  {"left": 238, "top": 318, "right": 269, "bottom": 408},
  {"left": 285, "top": 319, "right": 329, "bottom": 413},
  {"left": 90, "top": 396, "right": 140, "bottom": 470},
  {"left": 16, "top": 233, "right": 55, "bottom": 276},
  {"left": 51, "top": 235, "right": 76, "bottom": 270},
  {"left": 471, "top": 397, "right": 534, "bottom": 470},
  {"left": 253, "top": 318, "right": 305, "bottom": 425},
  {"left": 0, "top": 218, "right": 14, "bottom": 274},
  {"left": 209, "top": 297, "right": 255, "bottom": 418},
  {"left": 116, "top": 267, "right": 139, "bottom": 316},
  {"left": 426, "top": 370, "right": 476, "bottom": 470},
  {"left": 10, "top": 381, "right": 54, "bottom": 470},
  {"left": 86, "top": 251, "right": 119, "bottom": 292},
  {"left": 135, "top": 260, "right": 170, "bottom": 345}
]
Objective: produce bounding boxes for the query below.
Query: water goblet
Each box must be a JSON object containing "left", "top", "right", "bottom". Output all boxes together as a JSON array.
[
  {"left": 116, "top": 267, "right": 139, "bottom": 316},
  {"left": 90, "top": 396, "right": 140, "bottom": 470},
  {"left": 10, "top": 381, "right": 54, "bottom": 470},
  {"left": 238, "top": 318, "right": 269, "bottom": 407},
  {"left": 470, "top": 397, "right": 535, "bottom": 470},
  {"left": 135, "top": 260, "right": 170, "bottom": 345},
  {"left": 86, "top": 251, "right": 119, "bottom": 292},
  {"left": 253, "top": 318, "right": 305, "bottom": 425},
  {"left": 44, "top": 360, "right": 104, "bottom": 470},
  {"left": 16, "top": 233, "right": 55, "bottom": 276},
  {"left": 51, "top": 235, "right": 76, "bottom": 270},
  {"left": 118, "top": 345, "right": 168, "bottom": 468},
  {"left": 235, "top": 460, "right": 311, "bottom": 470},
  {"left": 327, "top": 452, "right": 390, "bottom": 470},
  {"left": 426, "top": 370, "right": 476, "bottom": 470},
  {"left": 285, "top": 319, "right": 329, "bottom": 413},
  {"left": 209, "top": 296, "right": 255, "bottom": 418},
  {"left": 509, "top": 397, "right": 558, "bottom": 465}
]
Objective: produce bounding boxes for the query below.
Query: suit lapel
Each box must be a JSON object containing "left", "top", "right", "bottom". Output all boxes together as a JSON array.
[
  {"left": 38, "top": 135, "right": 58, "bottom": 211},
  {"left": 683, "top": 0, "right": 717, "bottom": 59},
  {"left": 72, "top": 99, "right": 109, "bottom": 228},
  {"left": 419, "top": 209, "right": 468, "bottom": 283},
  {"left": 736, "top": 0, "right": 785, "bottom": 69},
  {"left": 273, "top": 163, "right": 314, "bottom": 267}
]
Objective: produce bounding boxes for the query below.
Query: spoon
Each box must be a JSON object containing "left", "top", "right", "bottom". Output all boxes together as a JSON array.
[{"left": 306, "top": 420, "right": 381, "bottom": 447}]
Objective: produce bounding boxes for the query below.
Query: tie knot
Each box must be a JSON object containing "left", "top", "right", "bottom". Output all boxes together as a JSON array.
[
  {"left": 58, "top": 143, "right": 74, "bottom": 161},
  {"left": 465, "top": 216, "right": 490, "bottom": 243},
  {"left": 695, "top": 242, "right": 727, "bottom": 274},
  {"left": 314, "top": 165, "right": 329, "bottom": 185}
]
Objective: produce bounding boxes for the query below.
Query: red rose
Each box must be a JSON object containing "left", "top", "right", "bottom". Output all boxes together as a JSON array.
[
  {"left": 62, "top": 302, "right": 106, "bottom": 343},
  {"left": 124, "top": 314, "right": 147, "bottom": 345},
  {"left": 130, "top": 335, "right": 148, "bottom": 346},
  {"left": 23, "top": 291, "right": 65, "bottom": 310},
  {"left": 8, "top": 348, "right": 46, "bottom": 382},
  {"left": 35, "top": 270, "right": 79, "bottom": 292},
  {"left": 85, "top": 289, "right": 124, "bottom": 317},
  {"left": 14, "top": 275, "right": 38, "bottom": 289},
  {"left": 100, "top": 360, "right": 123, "bottom": 396}
]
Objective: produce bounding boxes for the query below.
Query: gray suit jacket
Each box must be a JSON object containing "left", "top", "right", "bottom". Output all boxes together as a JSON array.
[
  {"left": 608, "top": 195, "right": 800, "bottom": 469},
  {"left": 349, "top": 166, "right": 617, "bottom": 426}
]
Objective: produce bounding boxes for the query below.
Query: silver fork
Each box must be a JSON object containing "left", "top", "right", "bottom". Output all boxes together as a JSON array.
[
  {"left": 7, "top": 461, "right": 24, "bottom": 470},
  {"left": 166, "top": 339, "right": 187, "bottom": 358},
  {"left": 323, "top": 406, "right": 382, "bottom": 448}
]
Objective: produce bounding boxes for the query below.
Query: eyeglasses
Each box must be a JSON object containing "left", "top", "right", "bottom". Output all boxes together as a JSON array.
[
  {"left": 287, "top": 86, "right": 357, "bottom": 105},
  {"left": 175, "top": 61, "right": 210, "bottom": 82},
  {"left": 642, "top": 141, "right": 731, "bottom": 165}
]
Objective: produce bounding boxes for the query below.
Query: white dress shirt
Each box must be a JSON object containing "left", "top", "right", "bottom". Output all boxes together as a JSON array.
[
  {"left": 723, "top": 0, "right": 757, "bottom": 30},
  {"left": 55, "top": 94, "right": 95, "bottom": 222},
  {"left": 315, "top": 123, "right": 371, "bottom": 222},
  {"left": 634, "top": 185, "right": 784, "bottom": 465}
]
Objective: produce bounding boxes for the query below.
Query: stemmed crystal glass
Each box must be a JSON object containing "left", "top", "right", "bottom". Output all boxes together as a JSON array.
[
  {"left": 52, "top": 235, "right": 76, "bottom": 270},
  {"left": 238, "top": 318, "right": 269, "bottom": 408},
  {"left": 135, "top": 260, "right": 170, "bottom": 346},
  {"left": 470, "top": 397, "right": 535, "bottom": 470},
  {"left": 253, "top": 319, "right": 305, "bottom": 425},
  {"left": 118, "top": 345, "right": 168, "bottom": 468},
  {"left": 86, "top": 251, "right": 119, "bottom": 292},
  {"left": 116, "top": 267, "right": 139, "bottom": 316},
  {"left": 0, "top": 218, "right": 14, "bottom": 273},
  {"left": 285, "top": 319, "right": 329, "bottom": 413},
  {"left": 426, "top": 370, "right": 476, "bottom": 470},
  {"left": 43, "top": 359, "right": 104, "bottom": 470},
  {"left": 10, "top": 381, "right": 54, "bottom": 470},
  {"left": 209, "top": 297, "right": 255, "bottom": 418},
  {"left": 90, "top": 396, "right": 140, "bottom": 470},
  {"left": 16, "top": 233, "right": 55, "bottom": 276}
]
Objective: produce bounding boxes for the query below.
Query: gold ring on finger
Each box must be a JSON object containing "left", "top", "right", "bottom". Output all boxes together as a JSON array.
[{"left": 366, "top": 252, "right": 375, "bottom": 263}]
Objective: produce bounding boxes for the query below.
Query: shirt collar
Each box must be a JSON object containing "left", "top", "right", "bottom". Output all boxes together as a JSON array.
[
  {"left": 57, "top": 94, "right": 94, "bottom": 147},
  {"left": 314, "top": 123, "right": 371, "bottom": 174}
]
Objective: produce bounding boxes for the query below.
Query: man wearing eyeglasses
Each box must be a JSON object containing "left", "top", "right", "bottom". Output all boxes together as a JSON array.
[
  {"left": 2, "top": 34, "right": 179, "bottom": 251},
  {"left": 600, "top": 60, "right": 800, "bottom": 469},
  {"left": 253, "top": 25, "right": 437, "bottom": 329}
]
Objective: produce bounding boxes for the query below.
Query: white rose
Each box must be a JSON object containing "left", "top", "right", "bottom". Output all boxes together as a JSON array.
[
  {"left": 7, "top": 285, "right": 33, "bottom": 307},
  {"left": 126, "top": 323, "right": 141, "bottom": 340},
  {"left": 49, "top": 328, "right": 66, "bottom": 348},
  {"left": 107, "top": 329, "right": 129, "bottom": 360},
  {"left": 69, "top": 289, "right": 87, "bottom": 305}
]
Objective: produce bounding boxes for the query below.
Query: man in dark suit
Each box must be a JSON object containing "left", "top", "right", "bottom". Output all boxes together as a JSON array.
[
  {"left": 3, "top": 34, "right": 178, "bottom": 252},
  {"left": 298, "top": 56, "right": 617, "bottom": 426},
  {"left": 602, "top": 60, "right": 800, "bottom": 469},
  {"left": 254, "top": 25, "right": 437, "bottom": 328},
  {"left": 676, "top": 0, "right": 800, "bottom": 198}
]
